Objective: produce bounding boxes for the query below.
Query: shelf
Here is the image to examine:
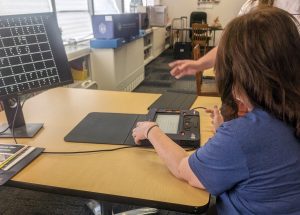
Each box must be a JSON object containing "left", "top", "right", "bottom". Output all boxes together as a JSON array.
[
  {"left": 67, "top": 79, "right": 98, "bottom": 89},
  {"left": 65, "top": 43, "right": 91, "bottom": 62},
  {"left": 67, "top": 80, "right": 87, "bottom": 88},
  {"left": 143, "top": 28, "right": 153, "bottom": 36},
  {"left": 144, "top": 56, "right": 154, "bottom": 65},
  {"left": 144, "top": 44, "right": 153, "bottom": 50}
]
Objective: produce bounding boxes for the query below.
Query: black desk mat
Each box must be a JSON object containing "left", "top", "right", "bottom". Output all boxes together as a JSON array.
[
  {"left": 64, "top": 112, "right": 147, "bottom": 145},
  {"left": 148, "top": 92, "right": 197, "bottom": 110}
]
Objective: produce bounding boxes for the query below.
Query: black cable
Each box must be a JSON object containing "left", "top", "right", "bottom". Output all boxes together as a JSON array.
[
  {"left": 0, "top": 95, "right": 28, "bottom": 140},
  {"left": 21, "top": 94, "right": 29, "bottom": 109},
  {"left": 42, "top": 145, "right": 139, "bottom": 155},
  {"left": 0, "top": 101, "right": 9, "bottom": 134},
  {"left": 0, "top": 126, "right": 9, "bottom": 134},
  {"left": 0, "top": 98, "right": 20, "bottom": 137},
  {"left": 191, "top": 106, "right": 207, "bottom": 110},
  {"left": 11, "top": 96, "right": 21, "bottom": 144},
  {"left": 42, "top": 145, "right": 198, "bottom": 155},
  {"left": 185, "top": 147, "right": 199, "bottom": 151}
]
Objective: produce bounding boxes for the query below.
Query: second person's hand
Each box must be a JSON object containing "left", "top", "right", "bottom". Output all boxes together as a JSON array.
[{"left": 169, "top": 60, "right": 201, "bottom": 79}]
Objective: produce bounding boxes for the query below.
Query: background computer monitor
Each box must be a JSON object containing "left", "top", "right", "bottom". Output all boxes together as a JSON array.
[{"left": 0, "top": 12, "right": 73, "bottom": 137}]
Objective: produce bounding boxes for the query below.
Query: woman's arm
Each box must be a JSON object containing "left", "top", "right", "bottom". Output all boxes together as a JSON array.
[{"left": 132, "top": 122, "right": 205, "bottom": 189}]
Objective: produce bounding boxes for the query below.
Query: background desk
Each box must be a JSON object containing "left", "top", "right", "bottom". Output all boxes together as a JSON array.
[
  {"left": 0, "top": 88, "right": 220, "bottom": 213},
  {"left": 171, "top": 26, "right": 223, "bottom": 46}
]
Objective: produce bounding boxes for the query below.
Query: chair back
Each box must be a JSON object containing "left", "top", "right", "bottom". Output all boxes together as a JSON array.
[
  {"left": 190, "top": 11, "right": 207, "bottom": 38},
  {"left": 191, "top": 23, "right": 210, "bottom": 54},
  {"left": 190, "top": 11, "right": 207, "bottom": 26}
]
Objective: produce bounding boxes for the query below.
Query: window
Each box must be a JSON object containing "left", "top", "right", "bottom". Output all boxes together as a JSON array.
[
  {"left": 54, "top": 0, "right": 93, "bottom": 43},
  {"left": 0, "top": 0, "right": 51, "bottom": 15},
  {"left": 123, "top": 0, "right": 158, "bottom": 13},
  {"left": 0, "top": 0, "right": 163, "bottom": 43},
  {"left": 93, "top": 0, "right": 122, "bottom": 15}
]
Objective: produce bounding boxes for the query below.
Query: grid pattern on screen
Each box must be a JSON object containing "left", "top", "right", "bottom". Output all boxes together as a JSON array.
[{"left": 0, "top": 15, "right": 61, "bottom": 96}]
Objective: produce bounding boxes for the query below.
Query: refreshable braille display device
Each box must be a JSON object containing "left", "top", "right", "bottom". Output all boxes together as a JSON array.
[
  {"left": 0, "top": 13, "right": 73, "bottom": 137},
  {"left": 141, "top": 108, "right": 200, "bottom": 148}
]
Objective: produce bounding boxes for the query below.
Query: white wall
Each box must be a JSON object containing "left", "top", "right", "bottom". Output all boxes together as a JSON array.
[{"left": 161, "top": 0, "right": 246, "bottom": 44}]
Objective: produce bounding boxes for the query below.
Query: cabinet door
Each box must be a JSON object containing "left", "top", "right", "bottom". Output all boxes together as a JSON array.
[{"left": 152, "top": 27, "right": 167, "bottom": 58}]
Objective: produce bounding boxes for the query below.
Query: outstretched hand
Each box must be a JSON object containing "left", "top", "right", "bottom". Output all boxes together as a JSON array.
[{"left": 169, "top": 60, "right": 201, "bottom": 79}]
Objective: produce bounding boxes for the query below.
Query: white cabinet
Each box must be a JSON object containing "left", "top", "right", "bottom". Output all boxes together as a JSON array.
[
  {"left": 152, "top": 27, "right": 166, "bottom": 59},
  {"left": 165, "top": 23, "right": 171, "bottom": 49},
  {"left": 65, "top": 43, "right": 97, "bottom": 89},
  {"left": 143, "top": 25, "right": 171, "bottom": 66},
  {"left": 90, "top": 38, "right": 144, "bottom": 91},
  {"left": 143, "top": 28, "right": 154, "bottom": 65}
]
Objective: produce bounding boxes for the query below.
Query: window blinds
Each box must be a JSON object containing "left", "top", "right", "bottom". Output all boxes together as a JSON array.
[
  {"left": 93, "top": 0, "right": 122, "bottom": 14},
  {"left": 123, "top": 0, "right": 158, "bottom": 13},
  {"left": 55, "top": 0, "right": 92, "bottom": 42},
  {"left": 0, "top": 0, "right": 51, "bottom": 15}
]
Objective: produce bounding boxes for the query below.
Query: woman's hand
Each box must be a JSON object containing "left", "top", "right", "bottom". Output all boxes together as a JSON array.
[
  {"left": 132, "top": 121, "right": 158, "bottom": 144},
  {"left": 205, "top": 105, "right": 224, "bottom": 131},
  {"left": 169, "top": 60, "right": 201, "bottom": 79}
]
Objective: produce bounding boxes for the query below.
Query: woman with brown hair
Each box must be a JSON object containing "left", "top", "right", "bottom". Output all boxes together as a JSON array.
[{"left": 133, "top": 7, "right": 300, "bottom": 214}]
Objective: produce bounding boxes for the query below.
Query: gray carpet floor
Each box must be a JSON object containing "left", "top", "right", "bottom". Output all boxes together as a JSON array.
[
  {"left": 0, "top": 185, "right": 199, "bottom": 215},
  {"left": 134, "top": 48, "right": 197, "bottom": 95},
  {"left": 0, "top": 49, "right": 201, "bottom": 215},
  {"left": 0, "top": 186, "right": 93, "bottom": 215}
]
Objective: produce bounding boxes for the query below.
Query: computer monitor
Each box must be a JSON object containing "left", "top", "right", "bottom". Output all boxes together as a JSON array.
[{"left": 0, "top": 13, "right": 73, "bottom": 137}]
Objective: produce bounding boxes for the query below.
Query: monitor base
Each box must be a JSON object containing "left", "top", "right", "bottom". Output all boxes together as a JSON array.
[{"left": 0, "top": 123, "right": 43, "bottom": 138}]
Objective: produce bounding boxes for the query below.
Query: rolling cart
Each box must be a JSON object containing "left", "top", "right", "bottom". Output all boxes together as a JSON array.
[{"left": 171, "top": 16, "right": 192, "bottom": 59}]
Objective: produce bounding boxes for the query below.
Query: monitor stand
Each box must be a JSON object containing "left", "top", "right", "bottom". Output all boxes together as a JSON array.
[{"left": 0, "top": 97, "right": 43, "bottom": 138}]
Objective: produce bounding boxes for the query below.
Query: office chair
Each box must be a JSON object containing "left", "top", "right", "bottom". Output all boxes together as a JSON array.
[
  {"left": 190, "top": 11, "right": 207, "bottom": 38},
  {"left": 190, "top": 11, "right": 207, "bottom": 26},
  {"left": 193, "top": 44, "right": 218, "bottom": 97}
]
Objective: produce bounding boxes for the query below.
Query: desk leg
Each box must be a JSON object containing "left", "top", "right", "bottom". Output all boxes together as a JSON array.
[
  {"left": 86, "top": 200, "right": 159, "bottom": 215},
  {"left": 101, "top": 202, "right": 114, "bottom": 214},
  {"left": 86, "top": 200, "right": 113, "bottom": 215}
]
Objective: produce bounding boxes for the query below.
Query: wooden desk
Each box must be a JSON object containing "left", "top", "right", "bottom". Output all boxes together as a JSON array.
[{"left": 0, "top": 88, "right": 220, "bottom": 213}]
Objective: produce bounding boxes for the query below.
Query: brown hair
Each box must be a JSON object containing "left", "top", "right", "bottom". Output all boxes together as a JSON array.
[
  {"left": 251, "top": 0, "right": 274, "bottom": 6},
  {"left": 215, "top": 7, "right": 300, "bottom": 137}
]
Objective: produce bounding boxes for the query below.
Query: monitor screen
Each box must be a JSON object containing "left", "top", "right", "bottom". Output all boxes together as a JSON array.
[
  {"left": 0, "top": 13, "right": 73, "bottom": 98},
  {"left": 0, "top": 13, "right": 73, "bottom": 138},
  {"left": 155, "top": 114, "right": 180, "bottom": 134}
]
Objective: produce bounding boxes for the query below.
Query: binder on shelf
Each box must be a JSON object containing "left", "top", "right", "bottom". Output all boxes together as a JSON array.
[{"left": 0, "top": 143, "right": 44, "bottom": 185}]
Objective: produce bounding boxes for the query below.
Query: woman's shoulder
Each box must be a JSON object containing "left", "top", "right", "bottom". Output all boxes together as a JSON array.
[
  {"left": 220, "top": 108, "right": 282, "bottom": 136},
  {"left": 221, "top": 108, "right": 295, "bottom": 142}
]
